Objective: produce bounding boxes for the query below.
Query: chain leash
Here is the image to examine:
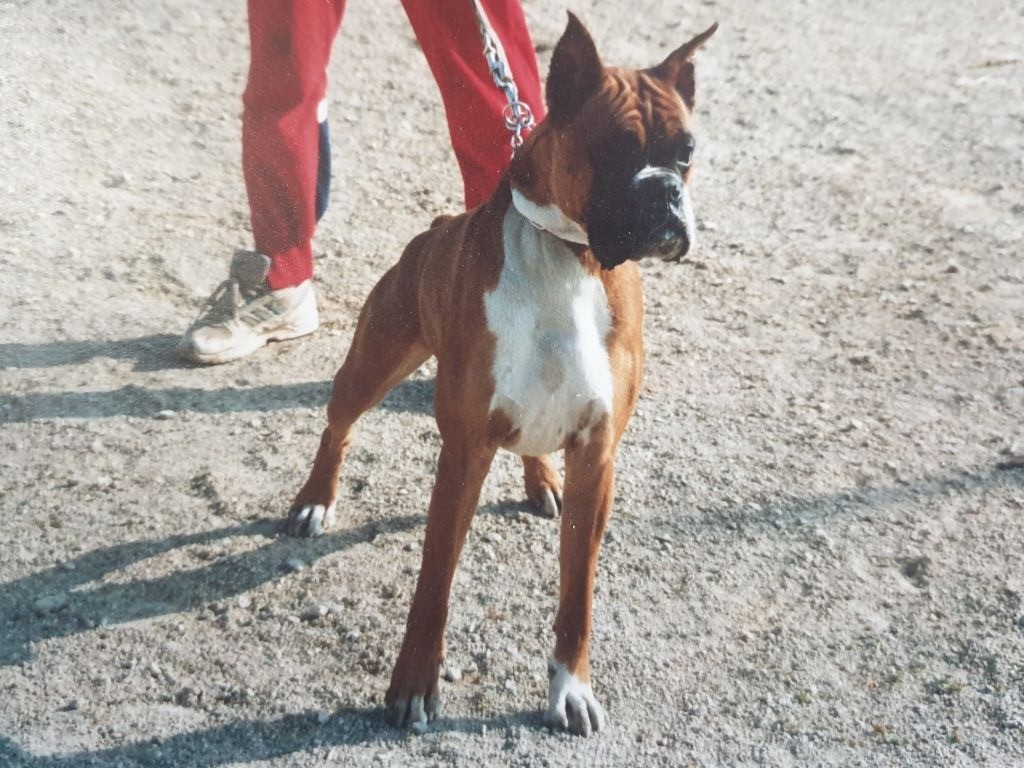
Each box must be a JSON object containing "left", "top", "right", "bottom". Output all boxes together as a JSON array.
[{"left": 469, "top": 0, "right": 536, "bottom": 157}]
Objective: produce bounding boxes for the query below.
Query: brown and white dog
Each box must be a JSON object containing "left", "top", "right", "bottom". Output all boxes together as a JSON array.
[{"left": 285, "top": 14, "right": 717, "bottom": 735}]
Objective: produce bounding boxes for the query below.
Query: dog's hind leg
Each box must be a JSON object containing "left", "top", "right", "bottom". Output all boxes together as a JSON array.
[
  {"left": 522, "top": 455, "right": 563, "bottom": 517},
  {"left": 286, "top": 265, "right": 430, "bottom": 537}
]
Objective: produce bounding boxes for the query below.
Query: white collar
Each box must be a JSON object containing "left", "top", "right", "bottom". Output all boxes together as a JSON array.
[{"left": 510, "top": 187, "right": 589, "bottom": 246}]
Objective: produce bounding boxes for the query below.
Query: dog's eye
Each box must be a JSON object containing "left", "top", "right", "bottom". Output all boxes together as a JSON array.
[{"left": 676, "top": 136, "right": 696, "bottom": 171}]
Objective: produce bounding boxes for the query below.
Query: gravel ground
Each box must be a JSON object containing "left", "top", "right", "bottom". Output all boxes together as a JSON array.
[{"left": 1, "top": 1, "right": 1023, "bottom": 766}]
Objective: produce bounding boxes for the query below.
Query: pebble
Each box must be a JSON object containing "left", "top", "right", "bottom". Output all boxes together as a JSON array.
[
  {"left": 155, "top": 410, "right": 176, "bottom": 420},
  {"left": 34, "top": 593, "right": 69, "bottom": 614},
  {"left": 237, "top": 595, "right": 252, "bottom": 610},
  {"left": 282, "top": 558, "right": 305, "bottom": 573},
  {"left": 103, "top": 172, "right": 129, "bottom": 188},
  {"left": 442, "top": 664, "right": 462, "bottom": 683},
  {"left": 301, "top": 604, "right": 329, "bottom": 622},
  {"left": 315, "top": 710, "right": 331, "bottom": 725}
]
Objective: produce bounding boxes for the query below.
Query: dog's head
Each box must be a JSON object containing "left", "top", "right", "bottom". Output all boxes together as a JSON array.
[{"left": 510, "top": 14, "right": 717, "bottom": 270}]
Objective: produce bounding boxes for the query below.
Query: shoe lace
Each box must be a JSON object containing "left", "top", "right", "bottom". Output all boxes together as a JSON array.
[{"left": 194, "top": 278, "right": 243, "bottom": 328}]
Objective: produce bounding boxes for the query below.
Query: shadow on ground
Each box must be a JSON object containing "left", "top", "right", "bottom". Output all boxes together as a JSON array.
[
  {"left": 0, "top": 516, "right": 423, "bottom": 667},
  {"left": 682, "top": 464, "right": 1024, "bottom": 534},
  {"left": 0, "top": 708, "right": 545, "bottom": 768},
  {"left": 0, "top": 376, "right": 435, "bottom": 422},
  {"left": 0, "top": 335, "right": 186, "bottom": 373}
]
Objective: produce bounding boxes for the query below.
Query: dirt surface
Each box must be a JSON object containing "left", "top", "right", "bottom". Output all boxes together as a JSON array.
[{"left": 2, "top": 1, "right": 1023, "bottom": 765}]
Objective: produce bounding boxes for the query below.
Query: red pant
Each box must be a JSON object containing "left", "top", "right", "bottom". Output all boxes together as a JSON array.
[{"left": 242, "top": 0, "right": 546, "bottom": 290}]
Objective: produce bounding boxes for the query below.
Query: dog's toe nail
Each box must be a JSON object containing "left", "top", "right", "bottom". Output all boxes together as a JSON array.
[{"left": 542, "top": 488, "right": 560, "bottom": 518}]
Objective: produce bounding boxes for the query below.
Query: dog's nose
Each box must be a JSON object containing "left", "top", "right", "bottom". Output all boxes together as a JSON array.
[{"left": 631, "top": 166, "right": 684, "bottom": 207}]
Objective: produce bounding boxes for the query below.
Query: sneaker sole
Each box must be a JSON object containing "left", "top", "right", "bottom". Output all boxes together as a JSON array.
[{"left": 184, "top": 319, "right": 319, "bottom": 365}]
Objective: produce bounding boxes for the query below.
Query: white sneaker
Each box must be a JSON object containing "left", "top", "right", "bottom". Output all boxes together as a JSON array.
[{"left": 179, "top": 250, "right": 319, "bottom": 365}]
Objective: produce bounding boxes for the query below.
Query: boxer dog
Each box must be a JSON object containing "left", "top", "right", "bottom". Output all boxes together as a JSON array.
[{"left": 285, "top": 14, "right": 717, "bottom": 735}]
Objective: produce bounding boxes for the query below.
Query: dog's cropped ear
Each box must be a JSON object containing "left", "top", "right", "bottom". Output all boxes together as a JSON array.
[
  {"left": 652, "top": 21, "right": 718, "bottom": 109},
  {"left": 546, "top": 12, "right": 604, "bottom": 124}
]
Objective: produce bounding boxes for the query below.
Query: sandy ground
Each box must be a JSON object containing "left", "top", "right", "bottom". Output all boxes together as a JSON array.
[{"left": 2, "top": 1, "right": 1023, "bottom": 766}]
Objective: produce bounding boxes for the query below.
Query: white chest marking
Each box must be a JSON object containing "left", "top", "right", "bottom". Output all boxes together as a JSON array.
[{"left": 484, "top": 205, "right": 614, "bottom": 456}]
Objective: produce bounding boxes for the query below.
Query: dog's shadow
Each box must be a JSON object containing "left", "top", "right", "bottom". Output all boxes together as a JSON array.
[
  {"left": 0, "top": 515, "right": 424, "bottom": 667},
  {"left": 0, "top": 708, "right": 546, "bottom": 767}
]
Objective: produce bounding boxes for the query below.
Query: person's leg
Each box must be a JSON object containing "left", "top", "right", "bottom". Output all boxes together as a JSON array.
[
  {"left": 243, "top": 0, "right": 346, "bottom": 290},
  {"left": 401, "top": 0, "right": 546, "bottom": 209},
  {"left": 181, "top": 0, "right": 345, "bottom": 364}
]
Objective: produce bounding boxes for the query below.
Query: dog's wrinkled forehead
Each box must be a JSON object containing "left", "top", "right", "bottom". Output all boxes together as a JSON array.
[
  {"left": 578, "top": 69, "right": 691, "bottom": 166},
  {"left": 585, "top": 70, "right": 688, "bottom": 147}
]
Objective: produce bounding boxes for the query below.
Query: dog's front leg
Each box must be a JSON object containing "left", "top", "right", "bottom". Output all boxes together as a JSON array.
[
  {"left": 386, "top": 438, "right": 496, "bottom": 731},
  {"left": 547, "top": 428, "right": 616, "bottom": 736}
]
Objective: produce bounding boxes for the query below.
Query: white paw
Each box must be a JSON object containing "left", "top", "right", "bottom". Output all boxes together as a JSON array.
[
  {"left": 541, "top": 488, "right": 561, "bottom": 518},
  {"left": 545, "top": 657, "right": 605, "bottom": 736},
  {"left": 288, "top": 503, "right": 336, "bottom": 537}
]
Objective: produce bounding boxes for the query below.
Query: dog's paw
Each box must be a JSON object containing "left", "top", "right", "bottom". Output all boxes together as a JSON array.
[
  {"left": 285, "top": 502, "right": 336, "bottom": 537},
  {"left": 385, "top": 659, "right": 441, "bottom": 733},
  {"left": 545, "top": 657, "right": 605, "bottom": 736},
  {"left": 523, "top": 456, "right": 563, "bottom": 518}
]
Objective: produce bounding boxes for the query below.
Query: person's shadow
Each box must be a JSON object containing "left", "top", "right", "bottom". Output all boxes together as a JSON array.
[
  {"left": 0, "top": 334, "right": 436, "bottom": 422},
  {"left": 0, "top": 334, "right": 186, "bottom": 373}
]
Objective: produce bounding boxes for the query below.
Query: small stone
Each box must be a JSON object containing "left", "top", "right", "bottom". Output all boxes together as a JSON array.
[
  {"left": 59, "top": 699, "right": 81, "bottom": 712},
  {"left": 155, "top": 410, "right": 176, "bottom": 420},
  {"left": 34, "top": 593, "right": 69, "bottom": 614},
  {"left": 441, "top": 664, "right": 462, "bottom": 683},
  {"left": 301, "top": 604, "right": 329, "bottom": 622},
  {"left": 841, "top": 418, "right": 864, "bottom": 432},
  {"left": 176, "top": 687, "right": 201, "bottom": 707},
  {"left": 504, "top": 679, "right": 517, "bottom": 695},
  {"left": 103, "top": 172, "right": 129, "bottom": 188},
  {"left": 315, "top": 710, "right": 331, "bottom": 725},
  {"left": 483, "top": 531, "right": 502, "bottom": 545},
  {"left": 901, "top": 556, "right": 931, "bottom": 586},
  {"left": 344, "top": 630, "right": 361, "bottom": 643},
  {"left": 944, "top": 261, "right": 960, "bottom": 274},
  {"left": 281, "top": 558, "right": 305, "bottom": 573},
  {"left": 237, "top": 595, "right": 252, "bottom": 610}
]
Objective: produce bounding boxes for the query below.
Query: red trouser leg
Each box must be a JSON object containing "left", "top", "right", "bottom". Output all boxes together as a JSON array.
[
  {"left": 242, "top": 0, "right": 345, "bottom": 290},
  {"left": 401, "top": 0, "right": 547, "bottom": 210}
]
